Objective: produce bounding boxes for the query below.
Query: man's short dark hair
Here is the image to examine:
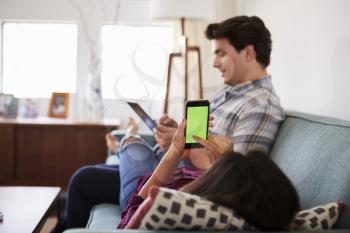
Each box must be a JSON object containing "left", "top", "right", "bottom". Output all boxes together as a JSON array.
[{"left": 206, "top": 16, "right": 272, "bottom": 67}]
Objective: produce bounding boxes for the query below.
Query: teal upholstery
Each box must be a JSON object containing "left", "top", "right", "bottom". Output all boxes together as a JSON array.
[
  {"left": 86, "top": 204, "right": 121, "bottom": 230},
  {"left": 270, "top": 111, "right": 350, "bottom": 229},
  {"left": 64, "top": 111, "right": 350, "bottom": 233}
]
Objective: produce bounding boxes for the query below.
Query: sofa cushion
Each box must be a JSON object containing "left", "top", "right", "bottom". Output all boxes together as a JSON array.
[
  {"left": 270, "top": 111, "right": 350, "bottom": 229},
  {"left": 86, "top": 204, "right": 121, "bottom": 230}
]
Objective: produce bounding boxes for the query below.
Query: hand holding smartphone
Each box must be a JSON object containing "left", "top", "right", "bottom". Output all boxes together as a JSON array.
[{"left": 184, "top": 100, "right": 210, "bottom": 148}]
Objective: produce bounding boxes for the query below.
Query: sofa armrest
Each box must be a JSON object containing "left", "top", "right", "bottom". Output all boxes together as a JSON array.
[{"left": 86, "top": 204, "right": 121, "bottom": 230}]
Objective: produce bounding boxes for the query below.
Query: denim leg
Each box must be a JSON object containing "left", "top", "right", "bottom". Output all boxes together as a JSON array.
[{"left": 118, "top": 141, "right": 158, "bottom": 209}]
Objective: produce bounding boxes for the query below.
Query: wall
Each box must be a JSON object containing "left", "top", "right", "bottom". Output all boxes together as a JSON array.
[{"left": 233, "top": 0, "right": 350, "bottom": 120}]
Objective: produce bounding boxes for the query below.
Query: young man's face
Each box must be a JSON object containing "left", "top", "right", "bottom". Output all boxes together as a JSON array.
[{"left": 212, "top": 38, "right": 246, "bottom": 86}]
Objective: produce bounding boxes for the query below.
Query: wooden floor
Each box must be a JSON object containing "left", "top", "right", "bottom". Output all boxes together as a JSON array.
[
  {"left": 39, "top": 190, "right": 66, "bottom": 232},
  {"left": 40, "top": 217, "right": 57, "bottom": 233}
]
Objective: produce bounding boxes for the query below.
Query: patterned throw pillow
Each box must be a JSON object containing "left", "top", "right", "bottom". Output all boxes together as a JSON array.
[
  {"left": 126, "top": 187, "right": 253, "bottom": 230},
  {"left": 290, "top": 202, "right": 344, "bottom": 230},
  {"left": 126, "top": 187, "right": 343, "bottom": 231}
]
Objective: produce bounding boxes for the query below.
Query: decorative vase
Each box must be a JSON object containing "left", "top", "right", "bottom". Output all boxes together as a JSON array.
[{"left": 86, "top": 42, "right": 104, "bottom": 122}]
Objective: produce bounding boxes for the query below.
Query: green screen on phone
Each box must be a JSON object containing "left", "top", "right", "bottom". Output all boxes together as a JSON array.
[{"left": 186, "top": 106, "right": 209, "bottom": 143}]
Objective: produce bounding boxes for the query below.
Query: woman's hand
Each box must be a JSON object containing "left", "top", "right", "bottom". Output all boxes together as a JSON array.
[
  {"left": 168, "top": 119, "right": 186, "bottom": 158},
  {"left": 193, "top": 134, "right": 233, "bottom": 162}
]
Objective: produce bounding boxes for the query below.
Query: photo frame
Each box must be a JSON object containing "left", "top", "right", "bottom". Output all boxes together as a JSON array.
[
  {"left": 20, "top": 99, "right": 38, "bottom": 118},
  {"left": 48, "top": 92, "right": 69, "bottom": 118},
  {"left": 0, "top": 94, "right": 18, "bottom": 118}
]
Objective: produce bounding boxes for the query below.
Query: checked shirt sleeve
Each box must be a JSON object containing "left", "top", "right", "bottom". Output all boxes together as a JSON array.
[{"left": 232, "top": 102, "right": 285, "bottom": 154}]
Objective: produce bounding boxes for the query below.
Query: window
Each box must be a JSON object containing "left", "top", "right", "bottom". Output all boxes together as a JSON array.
[
  {"left": 1, "top": 23, "right": 77, "bottom": 98},
  {"left": 101, "top": 25, "right": 173, "bottom": 100}
]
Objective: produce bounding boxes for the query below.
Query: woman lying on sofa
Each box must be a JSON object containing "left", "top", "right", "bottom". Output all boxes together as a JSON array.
[{"left": 118, "top": 119, "right": 300, "bottom": 230}]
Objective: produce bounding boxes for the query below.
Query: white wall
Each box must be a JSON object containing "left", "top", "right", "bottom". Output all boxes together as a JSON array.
[
  {"left": 149, "top": 0, "right": 350, "bottom": 122},
  {"left": 234, "top": 0, "right": 350, "bottom": 120}
]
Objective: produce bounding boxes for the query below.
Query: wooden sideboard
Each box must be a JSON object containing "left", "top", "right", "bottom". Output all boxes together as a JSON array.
[{"left": 0, "top": 117, "right": 120, "bottom": 189}]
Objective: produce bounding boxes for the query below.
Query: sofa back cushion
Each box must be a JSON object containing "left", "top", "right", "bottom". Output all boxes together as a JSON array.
[{"left": 270, "top": 111, "right": 350, "bottom": 229}]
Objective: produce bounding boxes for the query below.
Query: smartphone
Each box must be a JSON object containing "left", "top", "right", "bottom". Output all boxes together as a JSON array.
[{"left": 185, "top": 100, "right": 210, "bottom": 148}]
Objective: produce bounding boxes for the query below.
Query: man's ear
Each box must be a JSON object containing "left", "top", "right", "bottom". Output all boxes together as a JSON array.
[{"left": 245, "top": 45, "right": 256, "bottom": 62}]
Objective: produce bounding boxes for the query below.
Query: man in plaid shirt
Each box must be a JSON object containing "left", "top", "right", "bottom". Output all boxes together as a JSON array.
[
  {"left": 175, "top": 16, "right": 284, "bottom": 164},
  {"left": 207, "top": 76, "right": 284, "bottom": 155}
]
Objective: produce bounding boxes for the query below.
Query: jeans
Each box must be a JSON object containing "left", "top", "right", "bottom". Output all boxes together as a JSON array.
[{"left": 118, "top": 138, "right": 161, "bottom": 209}]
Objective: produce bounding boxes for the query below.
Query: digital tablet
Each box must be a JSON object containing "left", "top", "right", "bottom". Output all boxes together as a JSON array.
[{"left": 126, "top": 101, "right": 157, "bottom": 131}]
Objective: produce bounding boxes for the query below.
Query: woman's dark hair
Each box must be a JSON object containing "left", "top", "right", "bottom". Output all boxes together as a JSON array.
[
  {"left": 205, "top": 16, "right": 272, "bottom": 67},
  {"left": 182, "top": 150, "right": 300, "bottom": 230}
]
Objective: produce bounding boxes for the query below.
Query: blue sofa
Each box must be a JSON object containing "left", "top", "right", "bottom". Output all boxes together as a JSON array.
[{"left": 64, "top": 111, "right": 350, "bottom": 233}]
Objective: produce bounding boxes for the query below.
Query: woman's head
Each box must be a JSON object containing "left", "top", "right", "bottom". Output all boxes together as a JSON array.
[{"left": 182, "top": 150, "right": 300, "bottom": 230}]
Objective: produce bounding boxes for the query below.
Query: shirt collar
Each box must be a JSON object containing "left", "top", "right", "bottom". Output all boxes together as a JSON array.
[{"left": 224, "top": 75, "right": 271, "bottom": 98}]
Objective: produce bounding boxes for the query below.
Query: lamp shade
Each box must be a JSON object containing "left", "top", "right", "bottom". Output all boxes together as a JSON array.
[{"left": 149, "top": 0, "right": 215, "bottom": 20}]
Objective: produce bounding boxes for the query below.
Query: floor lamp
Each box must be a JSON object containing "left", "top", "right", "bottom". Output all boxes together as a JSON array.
[{"left": 149, "top": 0, "right": 215, "bottom": 114}]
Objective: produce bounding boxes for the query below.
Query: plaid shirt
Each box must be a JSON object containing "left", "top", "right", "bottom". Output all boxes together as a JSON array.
[{"left": 209, "top": 76, "right": 285, "bottom": 154}]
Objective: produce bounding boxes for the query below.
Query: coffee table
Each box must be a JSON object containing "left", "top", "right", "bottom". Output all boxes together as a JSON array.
[{"left": 0, "top": 186, "right": 61, "bottom": 233}]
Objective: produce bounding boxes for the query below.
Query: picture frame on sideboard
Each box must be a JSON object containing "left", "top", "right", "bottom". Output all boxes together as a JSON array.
[
  {"left": 48, "top": 92, "right": 69, "bottom": 118},
  {"left": 0, "top": 93, "right": 18, "bottom": 118}
]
